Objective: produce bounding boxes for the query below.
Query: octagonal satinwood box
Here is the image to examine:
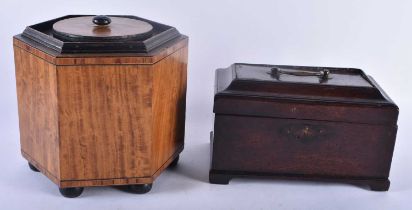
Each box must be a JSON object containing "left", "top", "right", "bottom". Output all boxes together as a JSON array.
[{"left": 13, "top": 15, "right": 188, "bottom": 197}]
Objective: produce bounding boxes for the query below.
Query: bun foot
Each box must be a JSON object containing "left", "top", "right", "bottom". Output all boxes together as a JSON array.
[
  {"left": 28, "top": 162, "right": 40, "bottom": 172},
  {"left": 127, "top": 183, "right": 152, "bottom": 194},
  {"left": 209, "top": 171, "right": 231, "bottom": 185},
  {"left": 168, "top": 155, "right": 179, "bottom": 169},
  {"left": 59, "top": 187, "right": 84, "bottom": 198}
]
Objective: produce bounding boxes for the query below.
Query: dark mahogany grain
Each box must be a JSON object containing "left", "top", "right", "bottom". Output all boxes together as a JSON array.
[{"left": 210, "top": 64, "right": 399, "bottom": 191}]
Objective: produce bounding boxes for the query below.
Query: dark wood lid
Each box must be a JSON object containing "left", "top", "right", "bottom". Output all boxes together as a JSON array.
[
  {"left": 19, "top": 15, "right": 182, "bottom": 54},
  {"left": 52, "top": 16, "right": 153, "bottom": 42},
  {"left": 214, "top": 63, "right": 398, "bottom": 125},
  {"left": 215, "top": 63, "right": 396, "bottom": 105}
]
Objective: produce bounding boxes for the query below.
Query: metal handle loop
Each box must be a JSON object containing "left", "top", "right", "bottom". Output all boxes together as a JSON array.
[{"left": 270, "top": 67, "right": 330, "bottom": 81}]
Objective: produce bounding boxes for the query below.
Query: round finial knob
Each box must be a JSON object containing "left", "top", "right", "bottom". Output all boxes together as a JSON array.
[
  {"left": 321, "top": 69, "right": 330, "bottom": 79},
  {"left": 92, "top": 15, "right": 112, "bottom": 26}
]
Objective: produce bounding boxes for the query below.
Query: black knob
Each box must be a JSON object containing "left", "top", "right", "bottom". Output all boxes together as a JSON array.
[{"left": 92, "top": 15, "right": 111, "bottom": 26}]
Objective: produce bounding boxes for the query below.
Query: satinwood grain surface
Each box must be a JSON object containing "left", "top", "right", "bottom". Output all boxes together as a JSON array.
[
  {"left": 14, "top": 47, "right": 60, "bottom": 182},
  {"left": 57, "top": 64, "right": 153, "bottom": 181},
  {"left": 14, "top": 36, "right": 188, "bottom": 188},
  {"left": 151, "top": 46, "right": 188, "bottom": 173}
]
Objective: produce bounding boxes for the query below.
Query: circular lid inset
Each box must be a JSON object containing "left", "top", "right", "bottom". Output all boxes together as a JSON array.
[{"left": 52, "top": 16, "right": 153, "bottom": 42}]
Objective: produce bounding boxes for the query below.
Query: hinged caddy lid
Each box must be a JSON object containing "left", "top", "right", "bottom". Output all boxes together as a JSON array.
[
  {"left": 214, "top": 63, "right": 398, "bottom": 125},
  {"left": 17, "top": 15, "right": 182, "bottom": 53}
]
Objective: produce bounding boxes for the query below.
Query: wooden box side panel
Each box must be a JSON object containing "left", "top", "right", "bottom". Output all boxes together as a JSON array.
[
  {"left": 212, "top": 115, "right": 397, "bottom": 178},
  {"left": 14, "top": 46, "right": 60, "bottom": 181},
  {"left": 151, "top": 46, "right": 188, "bottom": 173},
  {"left": 214, "top": 97, "right": 398, "bottom": 125},
  {"left": 57, "top": 64, "right": 153, "bottom": 180}
]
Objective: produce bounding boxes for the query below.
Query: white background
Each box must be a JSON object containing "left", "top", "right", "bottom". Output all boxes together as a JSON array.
[{"left": 1, "top": 0, "right": 411, "bottom": 209}]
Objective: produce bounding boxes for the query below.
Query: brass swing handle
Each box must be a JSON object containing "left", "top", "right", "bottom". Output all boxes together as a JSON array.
[{"left": 270, "top": 67, "right": 330, "bottom": 80}]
